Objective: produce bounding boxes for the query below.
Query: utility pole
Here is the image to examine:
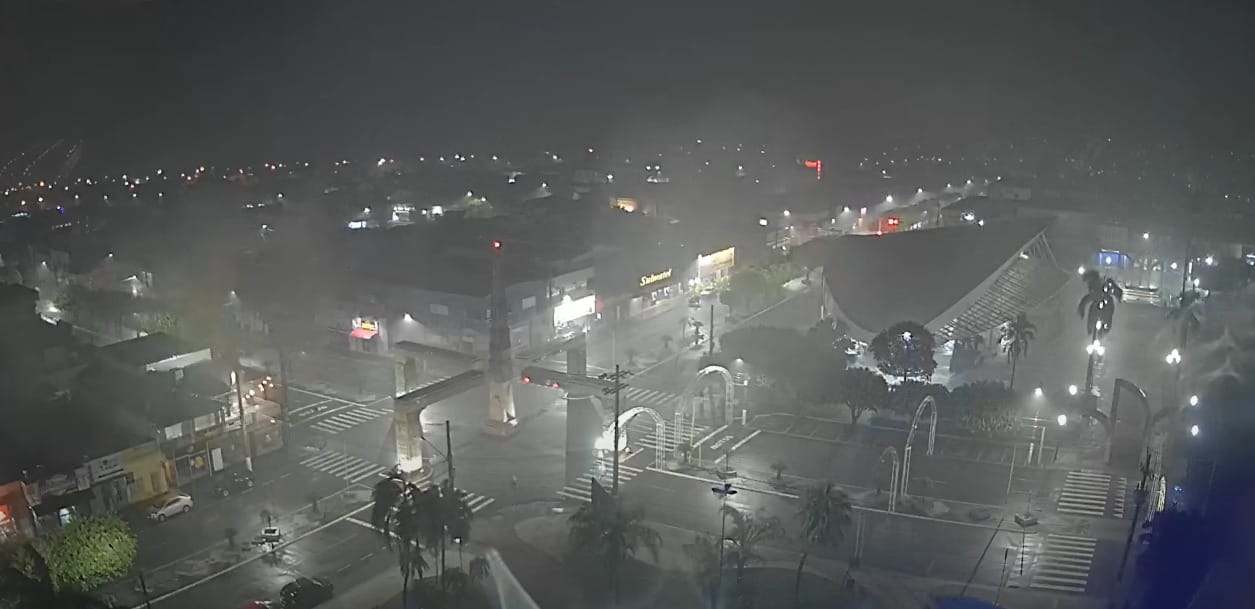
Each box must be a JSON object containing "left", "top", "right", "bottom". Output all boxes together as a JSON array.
[
  {"left": 708, "top": 303, "right": 715, "bottom": 357},
  {"left": 1118, "top": 450, "right": 1152, "bottom": 581},
  {"left": 599, "top": 367, "right": 632, "bottom": 495},
  {"left": 445, "top": 420, "right": 455, "bottom": 489},
  {"left": 231, "top": 369, "right": 253, "bottom": 471}
]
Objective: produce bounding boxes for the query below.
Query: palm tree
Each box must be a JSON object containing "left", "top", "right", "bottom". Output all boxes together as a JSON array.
[
  {"left": 793, "top": 483, "right": 852, "bottom": 609},
  {"left": 1077, "top": 270, "right": 1123, "bottom": 340},
  {"left": 999, "top": 312, "right": 1037, "bottom": 390},
  {"left": 567, "top": 497, "right": 662, "bottom": 604},
  {"left": 371, "top": 474, "right": 436, "bottom": 607},
  {"left": 1077, "top": 270, "right": 1123, "bottom": 393},
  {"left": 721, "top": 507, "right": 784, "bottom": 589},
  {"left": 684, "top": 534, "right": 722, "bottom": 606}
]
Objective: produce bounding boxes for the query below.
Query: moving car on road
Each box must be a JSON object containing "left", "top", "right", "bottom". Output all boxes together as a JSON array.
[
  {"left": 279, "top": 577, "right": 334, "bottom": 609},
  {"left": 147, "top": 494, "right": 193, "bottom": 522}
]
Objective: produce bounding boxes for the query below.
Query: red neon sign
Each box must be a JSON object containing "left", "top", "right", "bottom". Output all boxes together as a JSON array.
[{"left": 802, "top": 159, "right": 823, "bottom": 179}]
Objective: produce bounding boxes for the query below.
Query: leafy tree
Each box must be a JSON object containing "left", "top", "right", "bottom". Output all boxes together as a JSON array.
[
  {"left": 0, "top": 542, "right": 121, "bottom": 609},
  {"left": 567, "top": 497, "right": 661, "bottom": 604},
  {"left": 770, "top": 461, "right": 788, "bottom": 481},
  {"left": 1077, "top": 269, "right": 1122, "bottom": 340},
  {"left": 869, "top": 321, "right": 937, "bottom": 381},
  {"left": 720, "top": 325, "right": 845, "bottom": 416},
  {"left": 31, "top": 517, "right": 137, "bottom": 594},
  {"left": 999, "top": 312, "right": 1037, "bottom": 390},
  {"left": 794, "top": 483, "right": 852, "bottom": 609},
  {"left": 135, "top": 312, "right": 181, "bottom": 336},
  {"left": 837, "top": 368, "right": 888, "bottom": 428},
  {"left": 1167, "top": 290, "right": 1204, "bottom": 350},
  {"left": 949, "top": 381, "right": 1019, "bottom": 435},
  {"left": 888, "top": 380, "right": 949, "bottom": 417},
  {"left": 725, "top": 267, "right": 774, "bottom": 313}
]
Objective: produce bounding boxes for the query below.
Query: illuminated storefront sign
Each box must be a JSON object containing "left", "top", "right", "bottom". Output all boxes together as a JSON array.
[
  {"left": 351, "top": 317, "right": 379, "bottom": 339},
  {"left": 553, "top": 295, "right": 596, "bottom": 326},
  {"left": 697, "top": 247, "right": 735, "bottom": 269},
  {"left": 639, "top": 269, "right": 673, "bottom": 288}
]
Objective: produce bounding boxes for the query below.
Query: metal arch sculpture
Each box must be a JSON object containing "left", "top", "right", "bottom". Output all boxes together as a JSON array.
[
  {"left": 598, "top": 406, "right": 668, "bottom": 469},
  {"left": 678, "top": 365, "right": 736, "bottom": 426},
  {"left": 900, "top": 395, "right": 939, "bottom": 498},
  {"left": 881, "top": 446, "right": 901, "bottom": 513}
]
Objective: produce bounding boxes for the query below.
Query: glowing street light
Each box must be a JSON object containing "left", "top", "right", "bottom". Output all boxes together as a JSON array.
[
  {"left": 1205, "top": 255, "right": 1216, "bottom": 266},
  {"left": 1143, "top": 232, "right": 1150, "bottom": 240},
  {"left": 1034, "top": 387, "right": 1044, "bottom": 398},
  {"left": 1067, "top": 384, "right": 1079, "bottom": 396},
  {"left": 1057, "top": 414, "right": 1068, "bottom": 426},
  {"left": 1189, "top": 424, "right": 1200, "bottom": 437},
  {"left": 758, "top": 217, "right": 769, "bottom": 227},
  {"left": 1077, "top": 266, "right": 1086, "bottom": 275},
  {"left": 1188, "top": 394, "right": 1199, "bottom": 407},
  {"left": 1165, "top": 349, "right": 1182, "bottom": 365},
  {"left": 782, "top": 210, "right": 791, "bottom": 217},
  {"left": 1086, "top": 340, "right": 1105, "bottom": 357}
]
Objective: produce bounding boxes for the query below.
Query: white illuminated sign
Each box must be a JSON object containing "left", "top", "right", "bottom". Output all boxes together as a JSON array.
[{"left": 553, "top": 295, "right": 596, "bottom": 326}]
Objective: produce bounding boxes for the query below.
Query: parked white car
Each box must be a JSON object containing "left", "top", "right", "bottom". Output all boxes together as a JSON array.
[{"left": 148, "top": 494, "right": 194, "bottom": 522}]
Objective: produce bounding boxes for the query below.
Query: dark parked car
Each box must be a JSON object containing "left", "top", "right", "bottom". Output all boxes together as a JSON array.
[
  {"left": 280, "top": 577, "right": 333, "bottom": 609},
  {"left": 214, "top": 470, "right": 255, "bottom": 497}
]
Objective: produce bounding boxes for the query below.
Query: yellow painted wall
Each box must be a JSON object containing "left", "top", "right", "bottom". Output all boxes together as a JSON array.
[{"left": 121, "top": 443, "right": 170, "bottom": 503}]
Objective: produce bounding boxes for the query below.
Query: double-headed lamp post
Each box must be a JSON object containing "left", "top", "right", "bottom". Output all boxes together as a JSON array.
[{"left": 711, "top": 482, "right": 737, "bottom": 605}]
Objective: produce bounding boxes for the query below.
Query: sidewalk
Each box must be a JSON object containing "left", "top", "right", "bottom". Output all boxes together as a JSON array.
[{"left": 105, "top": 487, "right": 374, "bottom": 608}]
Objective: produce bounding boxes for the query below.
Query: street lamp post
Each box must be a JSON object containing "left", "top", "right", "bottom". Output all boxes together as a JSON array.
[
  {"left": 1084, "top": 339, "right": 1104, "bottom": 397},
  {"left": 711, "top": 482, "right": 737, "bottom": 607}
]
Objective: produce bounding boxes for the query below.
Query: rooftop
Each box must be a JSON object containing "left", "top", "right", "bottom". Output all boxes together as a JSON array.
[
  {"left": 97, "top": 332, "right": 203, "bottom": 368},
  {"left": 822, "top": 218, "right": 1067, "bottom": 341}
]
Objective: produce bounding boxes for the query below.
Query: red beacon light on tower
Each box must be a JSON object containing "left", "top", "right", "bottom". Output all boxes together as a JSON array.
[{"left": 492, "top": 240, "right": 502, "bottom": 250}]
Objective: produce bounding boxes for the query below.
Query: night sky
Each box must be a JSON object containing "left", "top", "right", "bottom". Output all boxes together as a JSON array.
[{"left": 2, "top": 1, "right": 1252, "bottom": 169}]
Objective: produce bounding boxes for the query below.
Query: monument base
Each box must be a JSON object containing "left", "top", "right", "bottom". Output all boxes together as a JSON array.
[{"left": 482, "top": 418, "right": 520, "bottom": 437}]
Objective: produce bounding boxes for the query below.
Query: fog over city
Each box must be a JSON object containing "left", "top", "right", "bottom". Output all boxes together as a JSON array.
[{"left": 1, "top": 2, "right": 1253, "bottom": 609}]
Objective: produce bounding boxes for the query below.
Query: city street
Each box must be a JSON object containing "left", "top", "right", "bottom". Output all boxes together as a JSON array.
[{"left": 128, "top": 276, "right": 1151, "bottom": 609}]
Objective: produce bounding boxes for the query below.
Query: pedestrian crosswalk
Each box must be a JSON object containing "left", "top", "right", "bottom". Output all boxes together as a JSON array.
[
  {"left": 557, "top": 457, "right": 644, "bottom": 502},
  {"left": 627, "top": 418, "right": 709, "bottom": 454},
  {"left": 309, "top": 406, "right": 391, "bottom": 434},
  {"left": 1057, "top": 470, "right": 1113, "bottom": 517},
  {"left": 1030, "top": 534, "right": 1097, "bottom": 593},
  {"left": 301, "top": 450, "right": 390, "bottom": 483},
  {"left": 1112, "top": 476, "right": 1128, "bottom": 518},
  {"left": 1006, "top": 533, "right": 1097, "bottom": 594},
  {"left": 374, "top": 470, "right": 497, "bottom": 514},
  {"left": 617, "top": 386, "right": 680, "bottom": 410},
  {"left": 300, "top": 457, "right": 498, "bottom": 514}
]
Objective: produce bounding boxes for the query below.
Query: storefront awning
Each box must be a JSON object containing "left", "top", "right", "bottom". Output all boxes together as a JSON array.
[{"left": 350, "top": 327, "right": 378, "bottom": 340}]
